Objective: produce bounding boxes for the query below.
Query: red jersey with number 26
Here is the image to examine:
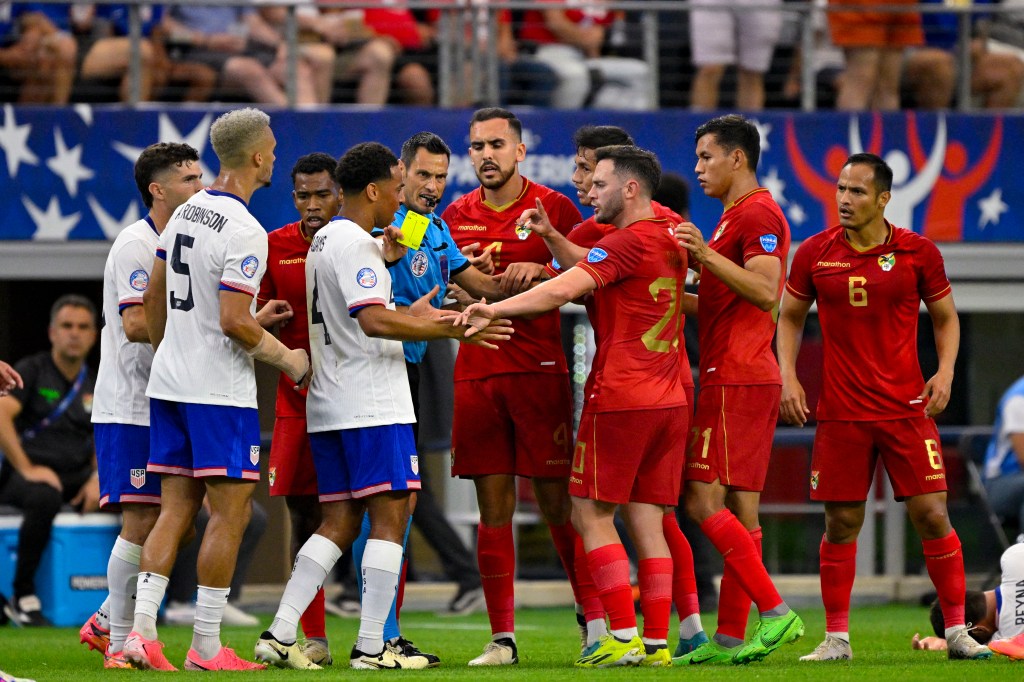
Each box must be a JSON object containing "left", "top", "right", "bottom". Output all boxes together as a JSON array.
[
  {"left": 443, "top": 178, "right": 581, "bottom": 381},
  {"left": 698, "top": 188, "right": 790, "bottom": 387},
  {"left": 257, "top": 221, "right": 311, "bottom": 417},
  {"left": 575, "top": 217, "right": 688, "bottom": 412},
  {"left": 785, "top": 223, "right": 951, "bottom": 422}
]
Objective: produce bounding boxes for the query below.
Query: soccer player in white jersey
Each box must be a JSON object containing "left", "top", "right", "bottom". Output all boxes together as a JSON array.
[
  {"left": 255, "top": 142, "right": 512, "bottom": 671},
  {"left": 124, "top": 108, "right": 310, "bottom": 673},
  {"left": 79, "top": 143, "right": 204, "bottom": 669}
]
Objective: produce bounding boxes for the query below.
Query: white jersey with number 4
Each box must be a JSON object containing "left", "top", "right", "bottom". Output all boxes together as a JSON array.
[
  {"left": 305, "top": 218, "right": 414, "bottom": 432},
  {"left": 147, "top": 189, "right": 268, "bottom": 408},
  {"left": 93, "top": 216, "right": 160, "bottom": 426}
]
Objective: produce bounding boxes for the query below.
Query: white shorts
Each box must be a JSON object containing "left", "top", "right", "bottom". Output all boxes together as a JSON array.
[{"left": 690, "top": 0, "right": 784, "bottom": 72}]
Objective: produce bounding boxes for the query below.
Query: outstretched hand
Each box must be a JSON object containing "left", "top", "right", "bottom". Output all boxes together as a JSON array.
[
  {"left": 517, "top": 198, "right": 555, "bottom": 238},
  {"left": 381, "top": 225, "right": 409, "bottom": 263}
]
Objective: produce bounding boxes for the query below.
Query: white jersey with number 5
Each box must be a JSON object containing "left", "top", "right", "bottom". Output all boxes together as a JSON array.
[
  {"left": 147, "top": 189, "right": 268, "bottom": 408},
  {"left": 93, "top": 216, "right": 159, "bottom": 426},
  {"left": 305, "top": 218, "right": 413, "bottom": 432}
]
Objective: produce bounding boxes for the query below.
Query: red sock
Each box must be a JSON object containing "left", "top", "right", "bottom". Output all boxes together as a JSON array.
[
  {"left": 715, "top": 526, "right": 761, "bottom": 640},
  {"left": 662, "top": 513, "right": 699, "bottom": 619},
  {"left": 587, "top": 543, "right": 636, "bottom": 631},
  {"left": 820, "top": 536, "right": 857, "bottom": 632},
  {"left": 477, "top": 523, "right": 516, "bottom": 635},
  {"left": 573, "top": 534, "right": 604, "bottom": 623},
  {"left": 548, "top": 520, "right": 582, "bottom": 604},
  {"left": 702, "top": 511, "right": 782, "bottom": 616},
  {"left": 395, "top": 557, "right": 408, "bottom": 623},
  {"left": 923, "top": 530, "right": 966, "bottom": 628},
  {"left": 299, "top": 587, "right": 326, "bottom": 639},
  {"left": 638, "top": 557, "right": 673, "bottom": 641}
]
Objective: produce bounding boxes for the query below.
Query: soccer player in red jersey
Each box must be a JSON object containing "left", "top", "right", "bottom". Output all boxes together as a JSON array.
[
  {"left": 517, "top": 125, "right": 705, "bottom": 658},
  {"left": 441, "top": 108, "right": 582, "bottom": 666},
  {"left": 673, "top": 114, "right": 803, "bottom": 665},
  {"left": 777, "top": 153, "right": 991, "bottom": 662},
  {"left": 457, "top": 145, "right": 689, "bottom": 668},
  {"left": 256, "top": 152, "right": 340, "bottom": 666}
]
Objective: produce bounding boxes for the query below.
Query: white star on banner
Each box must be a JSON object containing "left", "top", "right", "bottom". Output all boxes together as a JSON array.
[
  {"left": 112, "top": 112, "right": 214, "bottom": 180},
  {"left": 23, "top": 195, "right": 81, "bottom": 241},
  {"left": 787, "top": 203, "right": 807, "bottom": 226},
  {"left": 761, "top": 166, "right": 788, "bottom": 206},
  {"left": 0, "top": 104, "right": 39, "bottom": 177},
  {"left": 752, "top": 119, "right": 772, "bottom": 154},
  {"left": 977, "top": 188, "right": 1008, "bottom": 229},
  {"left": 47, "top": 127, "right": 95, "bottom": 197},
  {"left": 74, "top": 103, "right": 93, "bottom": 126},
  {"left": 88, "top": 195, "right": 141, "bottom": 240}
]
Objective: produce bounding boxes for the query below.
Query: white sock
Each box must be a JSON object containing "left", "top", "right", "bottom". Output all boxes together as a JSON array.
[
  {"left": 191, "top": 586, "right": 229, "bottom": 660},
  {"left": 827, "top": 631, "right": 850, "bottom": 643},
  {"left": 269, "top": 534, "right": 341, "bottom": 644},
  {"left": 107, "top": 537, "right": 142, "bottom": 653},
  {"left": 611, "top": 626, "right": 639, "bottom": 641},
  {"left": 679, "top": 613, "right": 704, "bottom": 640},
  {"left": 355, "top": 539, "right": 403, "bottom": 655},
  {"left": 945, "top": 625, "right": 966, "bottom": 639},
  {"left": 587, "top": 618, "right": 608, "bottom": 646},
  {"left": 95, "top": 596, "right": 111, "bottom": 631},
  {"left": 493, "top": 631, "right": 516, "bottom": 644},
  {"left": 132, "top": 571, "right": 169, "bottom": 640},
  {"left": 642, "top": 637, "right": 667, "bottom": 647}
]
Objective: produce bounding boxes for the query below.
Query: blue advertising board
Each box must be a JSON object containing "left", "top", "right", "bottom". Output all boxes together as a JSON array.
[{"left": 0, "top": 104, "right": 1016, "bottom": 242}]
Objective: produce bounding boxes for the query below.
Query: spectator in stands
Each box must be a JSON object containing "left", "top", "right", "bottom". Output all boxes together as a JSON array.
[
  {"left": 161, "top": 5, "right": 328, "bottom": 105},
  {"left": 828, "top": 0, "right": 923, "bottom": 110},
  {"left": 983, "top": 375, "right": 1024, "bottom": 530},
  {"left": 164, "top": 498, "right": 267, "bottom": 627},
  {"left": 0, "top": 295, "right": 99, "bottom": 627},
  {"left": 780, "top": 0, "right": 846, "bottom": 110},
  {"left": 0, "top": 4, "right": 75, "bottom": 104},
  {"left": 689, "top": 0, "right": 783, "bottom": 110},
  {"left": 361, "top": 5, "right": 435, "bottom": 105},
  {"left": 903, "top": 0, "right": 1024, "bottom": 109},
  {"left": 518, "top": 2, "right": 653, "bottom": 109},
  {"left": 252, "top": 5, "right": 335, "bottom": 105}
]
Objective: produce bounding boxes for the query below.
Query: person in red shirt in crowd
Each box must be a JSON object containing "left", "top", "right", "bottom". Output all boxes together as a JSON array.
[
  {"left": 777, "top": 152, "right": 990, "bottom": 662},
  {"left": 255, "top": 152, "right": 341, "bottom": 667},
  {"left": 441, "top": 107, "right": 582, "bottom": 666},
  {"left": 511, "top": 125, "right": 705, "bottom": 660},
  {"left": 360, "top": 5, "right": 434, "bottom": 105},
  {"left": 673, "top": 114, "right": 802, "bottom": 665},
  {"left": 457, "top": 145, "right": 689, "bottom": 667}
]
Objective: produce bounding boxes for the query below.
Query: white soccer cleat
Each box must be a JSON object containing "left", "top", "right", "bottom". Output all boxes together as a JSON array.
[
  {"left": 254, "top": 631, "right": 322, "bottom": 669},
  {"left": 799, "top": 635, "right": 853, "bottom": 661},
  {"left": 946, "top": 628, "right": 993, "bottom": 660},
  {"left": 350, "top": 645, "right": 419, "bottom": 669},
  {"left": 300, "top": 639, "right": 333, "bottom": 666},
  {"left": 467, "top": 637, "right": 518, "bottom": 666}
]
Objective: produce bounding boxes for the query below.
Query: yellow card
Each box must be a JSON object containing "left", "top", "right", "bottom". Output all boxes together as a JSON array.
[{"left": 397, "top": 210, "right": 430, "bottom": 250}]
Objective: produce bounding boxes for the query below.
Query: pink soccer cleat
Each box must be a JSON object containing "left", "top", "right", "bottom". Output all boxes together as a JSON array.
[
  {"left": 184, "top": 646, "right": 267, "bottom": 671},
  {"left": 123, "top": 631, "right": 178, "bottom": 671},
  {"left": 103, "top": 647, "right": 134, "bottom": 669},
  {"left": 79, "top": 613, "right": 110, "bottom": 654}
]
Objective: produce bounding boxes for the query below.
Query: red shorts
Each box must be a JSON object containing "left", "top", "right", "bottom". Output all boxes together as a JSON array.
[
  {"left": 571, "top": 406, "right": 688, "bottom": 506},
  {"left": 268, "top": 416, "right": 318, "bottom": 497},
  {"left": 685, "top": 384, "right": 780, "bottom": 492},
  {"left": 809, "top": 418, "right": 946, "bottom": 501},
  {"left": 451, "top": 373, "right": 572, "bottom": 478},
  {"left": 828, "top": 0, "right": 923, "bottom": 48}
]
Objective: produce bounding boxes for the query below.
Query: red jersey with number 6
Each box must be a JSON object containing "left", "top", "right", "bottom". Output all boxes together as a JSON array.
[
  {"left": 575, "top": 217, "right": 689, "bottom": 412},
  {"left": 443, "top": 178, "right": 581, "bottom": 381},
  {"left": 785, "top": 222, "right": 951, "bottom": 422},
  {"left": 697, "top": 188, "right": 790, "bottom": 387},
  {"left": 257, "top": 221, "right": 311, "bottom": 417}
]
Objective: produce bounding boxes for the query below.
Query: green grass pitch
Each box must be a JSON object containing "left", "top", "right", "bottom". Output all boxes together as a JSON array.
[{"left": 3, "top": 605, "right": 1022, "bottom": 680}]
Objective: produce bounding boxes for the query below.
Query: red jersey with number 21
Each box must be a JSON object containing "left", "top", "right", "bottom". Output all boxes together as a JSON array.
[
  {"left": 697, "top": 188, "right": 790, "bottom": 387},
  {"left": 575, "top": 217, "right": 689, "bottom": 412},
  {"left": 443, "top": 178, "right": 581, "bottom": 381},
  {"left": 785, "top": 223, "right": 951, "bottom": 422}
]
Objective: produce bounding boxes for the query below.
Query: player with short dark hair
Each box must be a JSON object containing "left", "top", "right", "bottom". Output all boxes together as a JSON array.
[
  {"left": 778, "top": 152, "right": 989, "bottom": 662},
  {"left": 457, "top": 145, "right": 689, "bottom": 668},
  {"left": 441, "top": 108, "right": 584, "bottom": 666},
  {"left": 674, "top": 114, "right": 802, "bottom": 665}
]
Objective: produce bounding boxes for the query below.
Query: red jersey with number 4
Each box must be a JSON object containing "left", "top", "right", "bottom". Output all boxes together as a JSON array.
[
  {"left": 443, "top": 178, "right": 581, "bottom": 381},
  {"left": 552, "top": 202, "right": 695, "bottom": 391},
  {"left": 575, "top": 217, "right": 688, "bottom": 412},
  {"left": 785, "top": 222, "right": 951, "bottom": 422},
  {"left": 697, "top": 188, "right": 790, "bottom": 387},
  {"left": 258, "top": 221, "right": 311, "bottom": 417}
]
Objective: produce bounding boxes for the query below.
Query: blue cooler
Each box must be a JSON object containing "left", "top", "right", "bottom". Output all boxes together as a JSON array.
[{"left": 0, "top": 512, "right": 120, "bottom": 626}]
